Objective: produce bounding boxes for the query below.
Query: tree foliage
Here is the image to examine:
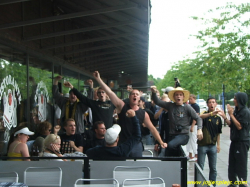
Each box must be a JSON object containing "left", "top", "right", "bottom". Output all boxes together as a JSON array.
[{"left": 154, "top": 2, "right": 250, "bottom": 99}]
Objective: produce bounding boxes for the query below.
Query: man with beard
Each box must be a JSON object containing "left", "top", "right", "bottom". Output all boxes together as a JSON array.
[{"left": 218, "top": 92, "right": 250, "bottom": 187}]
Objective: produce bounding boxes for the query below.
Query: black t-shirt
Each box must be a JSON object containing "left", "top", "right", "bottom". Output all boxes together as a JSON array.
[
  {"left": 198, "top": 111, "right": 222, "bottom": 146},
  {"left": 59, "top": 133, "right": 83, "bottom": 154},
  {"left": 118, "top": 104, "right": 145, "bottom": 143},
  {"left": 72, "top": 88, "right": 116, "bottom": 128},
  {"left": 83, "top": 130, "right": 106, "bottom": 153}
]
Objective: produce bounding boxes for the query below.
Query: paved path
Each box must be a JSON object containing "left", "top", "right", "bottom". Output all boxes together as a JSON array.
[{"left": 185, "top": 125, "right": 250, "bottom": 187}]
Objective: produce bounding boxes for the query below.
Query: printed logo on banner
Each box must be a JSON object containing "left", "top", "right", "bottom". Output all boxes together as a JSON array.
[
  {"left": 35, "top": 81, "right": 49, "bottom": 122},
  {"left": 0, "top": 75, "right": 21, "bottom": 131}
]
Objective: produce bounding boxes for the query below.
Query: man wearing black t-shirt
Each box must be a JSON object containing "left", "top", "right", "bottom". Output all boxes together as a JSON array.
[
  {"left": 92, "top": 71, "right": 167, "bottom": 157},
  {"left": 59, "top": 118, "right": 83, "bottom": 154},
  {"left": 64, "top": 81, "right": 116, "bottom": 129},
  {"left": 199, "top": 97, "right": 222, "bottom": 186}
]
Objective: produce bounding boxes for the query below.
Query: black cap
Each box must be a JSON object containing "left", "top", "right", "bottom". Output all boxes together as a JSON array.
[{"left": 140, "top": 97, "right": 145, "bottom": 102}]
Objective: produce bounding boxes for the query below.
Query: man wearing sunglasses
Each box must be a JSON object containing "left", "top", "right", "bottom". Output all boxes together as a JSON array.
[{"left": 65, "top": 81, "right": 116, "bottom": 129}]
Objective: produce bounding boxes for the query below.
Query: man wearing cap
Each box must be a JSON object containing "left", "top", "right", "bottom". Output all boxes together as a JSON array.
[
  {"left": 86, "top": 109, "right": 141, "bottom": 158},
  {"left": 92, "top": 71, "right": 167, "bottom": 157},
  {"left": 151, "top": 86, "right": 203, "bottom": 156},
  {"left": 53, "top": 76, "right": 90, "bottom": 134}
]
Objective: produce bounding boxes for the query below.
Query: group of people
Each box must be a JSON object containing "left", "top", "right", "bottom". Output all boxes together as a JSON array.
[
  {"left": 150, "top": 85, "right": 249, "bottom": 187},
  {"left": 6, "top": 71, "right": 249, "bottom": 187}
]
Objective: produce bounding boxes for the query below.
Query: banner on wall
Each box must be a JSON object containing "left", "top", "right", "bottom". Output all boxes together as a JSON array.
[
  {"left": 0, "top": 75, "right": 21, "bottom": 131},
  {"left": 34, "top": 81, "right": 49, "bottom": 122}
]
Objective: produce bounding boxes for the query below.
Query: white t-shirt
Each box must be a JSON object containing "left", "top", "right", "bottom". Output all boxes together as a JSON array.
[{"left": 42, "top": 152, "right": 63, "bottom": 161}]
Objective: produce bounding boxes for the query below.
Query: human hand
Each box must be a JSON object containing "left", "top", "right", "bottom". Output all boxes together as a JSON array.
[
  {"left": 217, "top": 145, "right": 220, "bottom": 153},
  {"left": 54, "top": 125, "right": 61, "bottom": 135},
  {"left": 227, "top": 104, "right": 234, "bottom": 115},
  {"left": 50, "top": 143, "right": 60, "bottom": 154},
  {"left": 161, "top": 142, "right": 168, "bottom": 148},
  {"left": 85, "top": 79, "right": 93, "bottom": 88},
  {"left": 69, "top": 141, "right": 75, "bottom": 149},
  {"left": 126, "top": 109, "right": 135, "bottom": 117},
  {"left": 190, "top": 126, "right": 194, "bottom": 132},
  {"left": 217, "top": 109, "right": 226, "bottom": 119},
  {"left": 54, "top": 75, "right": 63, "bottom": 82},
  {"left": 197, "top": 129, "right": 203, "bottom": 140},
  {"left": 93, "top": 71, "right": 100, "bottom": 80},
  {"left": 154, "top": 144, "right": 159, "bottom": 151},
  {"left": 64, "top": 81, "right": 73, "bottom": 89},
  {"left": 150, "top": 86, "right": 157, "bottom": 93}
]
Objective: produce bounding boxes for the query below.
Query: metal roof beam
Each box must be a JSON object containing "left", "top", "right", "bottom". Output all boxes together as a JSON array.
[
  {"left": 75, "top": 53, "right": 146, "bottom": 65},
  {"left": 83, "top": 57, "right": 144, "bottom": 68},
  {"left": 41, "top": 32, "right": 138, "bottom": 50},
  {"left": 0, "top": 3, "right": 137, "bottom": 30},
  {"left": 56, "top": 41, "right": 142, "bottom": 56},
  {"left": 23, "top": 20, "right": 138, "bottom": 41},
  {"left": 0, "top": 0, "right": 30, "bottom": 5}
]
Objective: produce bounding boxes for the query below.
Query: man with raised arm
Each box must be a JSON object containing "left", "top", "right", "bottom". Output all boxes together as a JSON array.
[
  {"left": 151, "top": 86, "right": 203, "bottom": 156},
  {"left": 53, "top": 76, "right": 90, "bottom": 134},
  {"left": 64, "top": 79, "right": 116, "bottom": 129},
  {"left": 92, "top": 71, "right": 167, "bottom": 157}
]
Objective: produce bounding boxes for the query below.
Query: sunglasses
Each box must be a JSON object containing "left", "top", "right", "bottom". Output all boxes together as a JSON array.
[{"left": 97, "top": 91, "right": 105, "bottom": 94}]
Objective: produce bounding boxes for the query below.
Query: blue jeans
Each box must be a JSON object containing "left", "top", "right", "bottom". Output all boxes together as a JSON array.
[
  {"left": 142, "top": 134, "right": 153, "bottom": 145},
  {"left": 198, "top": 145, "right": 217, "bottom": 184},
  {"left": 165, "top": 134, "right": 189, "bottom": 156},
  {"left": 128, "top": 142, "right": 143, "bottom": 157}
]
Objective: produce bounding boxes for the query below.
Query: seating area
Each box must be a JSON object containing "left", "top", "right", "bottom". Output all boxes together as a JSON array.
[{"left": 0, "top": 157, "right": 187, "bottom": 187}]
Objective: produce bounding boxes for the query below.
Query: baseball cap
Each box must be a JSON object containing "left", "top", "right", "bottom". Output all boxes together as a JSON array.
[
  {"left": 14, "top": 127, "right": 34, "bottom": 136},
  {"left": 104, "top": 124, "right": 121, "bottom": 144},
  {"left": 161, "top": 86, "right": 174, "bottom": 94},
  {"left": 140, "top": 96, "right": 145, "bottom": 102}
]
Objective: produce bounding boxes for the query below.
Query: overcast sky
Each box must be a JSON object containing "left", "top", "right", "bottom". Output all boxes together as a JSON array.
[{"left": 148, "top": 0, "right": 249, "bottom": 78}]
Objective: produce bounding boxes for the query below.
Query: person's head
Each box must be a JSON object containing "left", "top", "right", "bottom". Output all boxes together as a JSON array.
[
  {"left": 138, "top": 97, "right": 145, "bottom": 109},
  {"left": 129, "top": 89, "right": 140, "bottom": 106},
  {"left": 43, "top": 134, "right": 61, "bottom": 151},
  {"left": 234, "top": 92, "right": 248, "bottom": 109},
  {"left": 189, "top": 94, "right": 196, "bottom": 104},
  {"left": 63, "top": 118, "right": 76, "bottom": 136},
  {"left": 93, "top": 121, "right": 106, "bottom": 138},
  {"left": 37, "top": 121, "right": 52, "bottom": 136},
  {"left": 206, "top": 97, "right": 217, "bottom": 112},
  {"left": 161, "top": 86, "right": 174, "bottom": 95},
  {"left": 161, "top": 94, "right": 170, "bottom": 102},
  {"left": 97, "top": 87, "right": 107, "bottom": 102},
  {"left": 168, "top": 87, "right": 190, "bottom": 105},
  {"left": 7, "top": 126, "right": 34, "bottom": 150},
  {"left": 69, "top": 90, "right": 77, "bottom": 103},
  {"left": 33, "top": 114, "right": 41, "bottom": 125},
  {"left": 104, "top": 124, "right": 121, "bottom": 146}
]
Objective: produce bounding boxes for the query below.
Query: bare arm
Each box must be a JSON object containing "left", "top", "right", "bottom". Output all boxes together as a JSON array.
[
  {"left": 200, "top": 110, "right": 219, "bottom": 119},
  {"left": 69, "top": 141, "right": 83, "bottom": 153},
  {"left": 154, "top": 108, "right": 164, "bottom": 119},
  {"left": 20, "top": 143, "right": 30, "bottom": 161},
  {"left": 144, "top": 112, "right": 167, "bottom": 148},
  {"left": 217, "top": 108, "right": 231, "bottom": 126},
  {"left": 93, "top": 71, "right": 124, "bottom": 113}
]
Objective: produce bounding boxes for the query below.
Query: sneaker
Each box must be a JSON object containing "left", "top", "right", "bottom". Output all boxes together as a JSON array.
[{"left": 189, "top": 157, "right": 197, "bottom": 162}]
